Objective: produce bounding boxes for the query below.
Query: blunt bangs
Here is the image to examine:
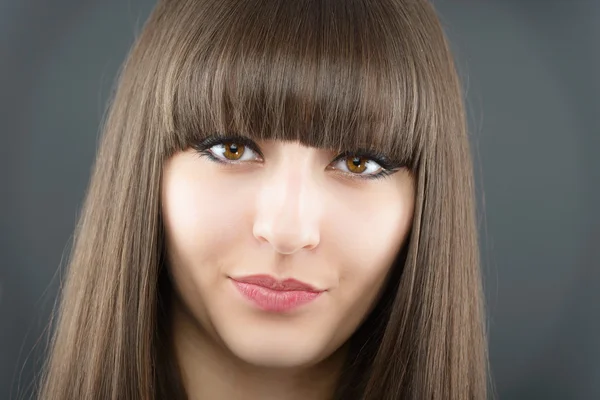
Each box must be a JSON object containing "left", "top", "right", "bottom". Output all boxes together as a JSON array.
[{"left": 149, "top": 0, "right": 441, "bottom": 170}]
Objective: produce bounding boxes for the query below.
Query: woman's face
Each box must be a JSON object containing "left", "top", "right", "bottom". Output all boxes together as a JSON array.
[{"left": 162, "top": 137, "right": 415, "bottom": 368}]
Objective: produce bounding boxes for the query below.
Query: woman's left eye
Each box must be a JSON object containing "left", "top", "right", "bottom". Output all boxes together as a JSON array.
[{"left": 329, "top": 156, "right": 384, "bottom": 177}]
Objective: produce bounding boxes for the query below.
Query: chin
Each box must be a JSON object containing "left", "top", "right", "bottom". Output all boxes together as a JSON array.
[{"left": 221, "top": 328, "right": 332, "bottom": 369}]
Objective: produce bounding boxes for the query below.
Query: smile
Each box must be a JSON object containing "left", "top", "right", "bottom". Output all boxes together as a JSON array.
[{"left": 230, "top": 275, "right": 324, "bottom": 312}]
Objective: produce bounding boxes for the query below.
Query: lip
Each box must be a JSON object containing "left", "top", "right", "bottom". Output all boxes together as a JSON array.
[{"left": 230, "top": 274, "right": 324, "bottom": 312}]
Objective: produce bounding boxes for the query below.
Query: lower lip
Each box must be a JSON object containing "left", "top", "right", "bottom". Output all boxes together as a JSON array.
[{"left": 231, "top": 280, "right": 322, "bottom": 312}]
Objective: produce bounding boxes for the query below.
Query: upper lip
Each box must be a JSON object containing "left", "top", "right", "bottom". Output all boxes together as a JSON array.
[{"left": 230, "top": 274, "right": 323, "bottom": 292}]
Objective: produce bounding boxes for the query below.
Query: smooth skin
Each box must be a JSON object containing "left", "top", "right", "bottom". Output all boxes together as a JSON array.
[{"left": 162, "top": 138, "right": 415, "bottom": 400}]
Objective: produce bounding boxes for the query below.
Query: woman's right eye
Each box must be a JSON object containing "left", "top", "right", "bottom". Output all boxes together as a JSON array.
[
  {"left": 196, "top": 138, "right": 263, "bottom": 164},
  {"left": 210, "top": 141, "right": 261, "bottom": 162}
]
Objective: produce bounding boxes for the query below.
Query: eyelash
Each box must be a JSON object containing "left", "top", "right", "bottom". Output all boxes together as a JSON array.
[{"left": 191, "top": 135, "right": 402, "bottom": 181}]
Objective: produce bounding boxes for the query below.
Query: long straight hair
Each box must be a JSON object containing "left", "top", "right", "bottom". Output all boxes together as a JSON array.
[{"left": 38, "top": 0, "right": 489, "bottom": 398}]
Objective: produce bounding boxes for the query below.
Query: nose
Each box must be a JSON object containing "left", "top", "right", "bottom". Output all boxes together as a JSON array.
[{"left": 252, "top": 162, "right": 321, "bottom": 255}]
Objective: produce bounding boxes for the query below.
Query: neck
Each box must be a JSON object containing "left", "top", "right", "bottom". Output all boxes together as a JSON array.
[{"left": 170, "top": 299, "right": 347, "bottom": 400}]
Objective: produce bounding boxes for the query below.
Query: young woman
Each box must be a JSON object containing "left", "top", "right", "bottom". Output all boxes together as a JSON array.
[{"left": 39, "top": 0, "right": 489, "bottom": 398}]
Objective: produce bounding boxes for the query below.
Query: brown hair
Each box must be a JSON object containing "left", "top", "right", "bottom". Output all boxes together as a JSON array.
[{"left": 38, "top": 0, "right": 489, "bottom": 398}]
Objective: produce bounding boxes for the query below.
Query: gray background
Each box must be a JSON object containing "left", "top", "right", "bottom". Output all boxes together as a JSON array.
[{"left": 1, "top": 0, "right": 598, "bottom": 399}]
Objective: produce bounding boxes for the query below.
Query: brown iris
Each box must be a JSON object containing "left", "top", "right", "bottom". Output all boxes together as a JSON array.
[
  {"left": 220, "top": 143, "right": 370, "bottom": 174},
  {"left": 223, "top": 142, "right": 245, "bottom": 160},
  {"left": 346, "top": 156, "right": 368, "bottom": 173}
]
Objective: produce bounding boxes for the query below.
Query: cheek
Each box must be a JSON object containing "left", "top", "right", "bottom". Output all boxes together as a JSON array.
[
  {"left": 163, "top": 181, "right": 215, "bottom": 268},
  {"left": 161, "top": 163, "right": 251, "bottom": 294},
  {"left": 163, "top": 162, "right": 251, "bottom": 251},
  {"left": 331, "top": 187, "right": 413, "bottom": 283},
  {"left": 325, "top": 185, "right": 414, "bottom": 322}
]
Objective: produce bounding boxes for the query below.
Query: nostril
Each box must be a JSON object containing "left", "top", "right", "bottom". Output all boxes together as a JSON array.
[
  {"left": 255, "top": 235, "right": 269, "bottom": 244},
  {"left": 252, "top": 223, "right": 270, "bottom": 244}
]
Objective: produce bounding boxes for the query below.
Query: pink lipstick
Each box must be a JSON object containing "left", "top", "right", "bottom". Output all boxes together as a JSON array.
[{"left": 230, "top": 274, "right": 323, "bottom": 312}]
